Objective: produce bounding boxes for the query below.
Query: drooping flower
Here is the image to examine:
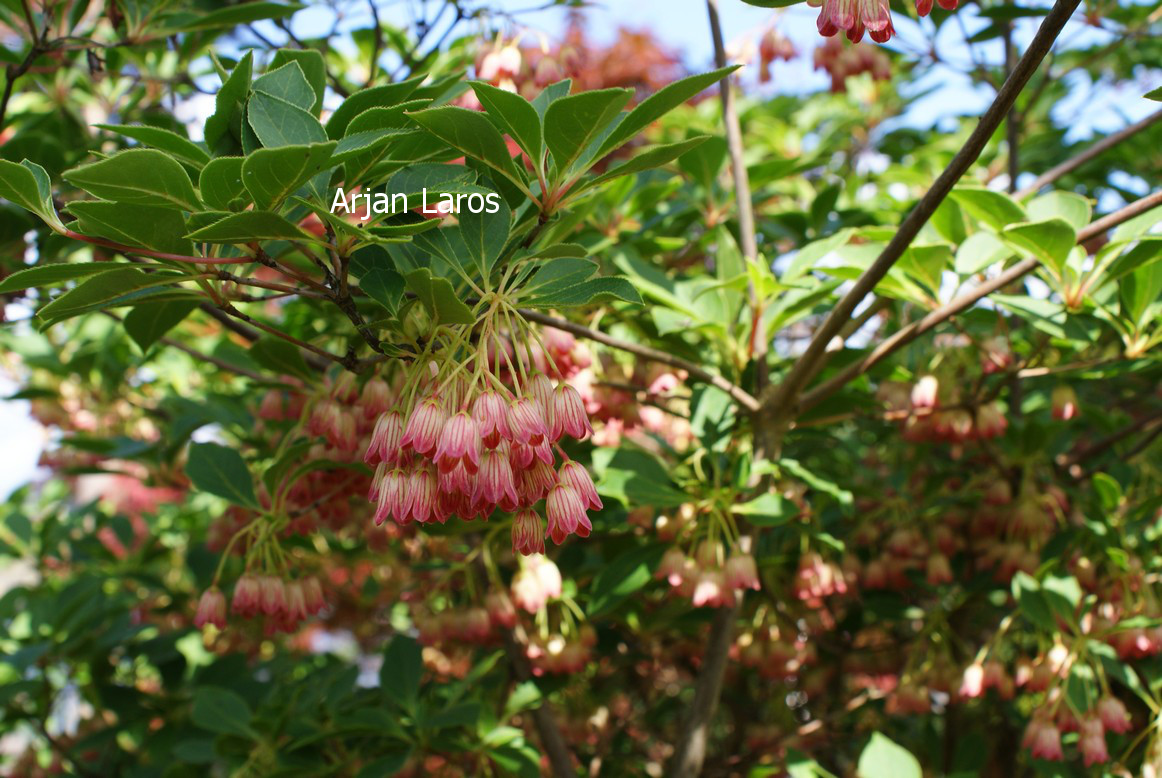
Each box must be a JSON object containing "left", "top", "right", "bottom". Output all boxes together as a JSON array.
[
  {"left": 512, "top": 508, "right": 546, "bottom": 556},
  {"left": 195, "top": 587, "right": 227, "bottom": 629},
  {"left": 915, "top": 0, "right": 958, "bottom": 16},
  {"left": 1078, "top": 716, "right": 1109, "bottom": 766},
  {"left": 360, "top": 377, "right": 392, "bottom": 418},
  {"left": 809, "top": 0, "right": 895, "bottom": 44},
  {"left": 232, "top": 574, "right": 261, "bottom": 618},
  {"left": 365, "top": 410, "right": 404, "bottom": 465},
  {"left": 259, "top": 575, "right": 287, "bottom": 617},
  {"left": 558, "top": 460, "right": 602, "bottom": 511},
  {"left": 285, "top": 580, "right": 309, "bottom": 622},
  {"left": 508, "top": 396, "right": 548, "bottom": 446},
  {"left": 657, "top": 547, "right": 688, "bottom": 587},
  {"left": 302, "top": 576, "right": 325, "bottom": 614},
  {"left": 471, "top": 390, "right": 510, "bottom": 447},
  {"left": 1051, "top": 385, "right": 1079, "bottom": 421},
  {"left": 474, "top": 447, "right": 519, "bottom": 508},
  {"left": 406, "top": 466, "right": 437, "bottom": 524},
  {"left": 959, "top": 663, "right": 985, "bottom": 699},
  {"left": 551, "top": 384, "right": 594, "bottom": 441},
  {"left": 1027, "top": 719, "right": 1063, "bottom": 761},
  {"left": 373, "top": 468, "right": 409, "bottom": 526},
  {"left": 433, "top": 411, "right": 482, "bottom": 474},
  {"left": 911, "top": 375, "right": 940, "bottom": 409},
  {"left": 1097, "top": 695, "right": 1132, "bottom": 734},
  {"left": 546, "top": 484, "right": 590, "bottom": 544},
  {"left": 402, "top": 397, "right": 448, "bottom": 456},
  {"left": 725, "top": 553, "right": 761, "bottom": 591},
  {"left": 486, "top": 592, "right": 518, "bottom": 629},
  {"left": 692, "top": 569, "right": 734, "bottom": 608}
]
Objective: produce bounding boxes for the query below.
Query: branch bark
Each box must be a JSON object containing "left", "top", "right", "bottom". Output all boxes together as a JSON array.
[
  {"left": 759, "top": 0, "right": 1081, "bottom": 427},
  {"left": 667, "top": 602, "right": 741, "bottom": 778}
]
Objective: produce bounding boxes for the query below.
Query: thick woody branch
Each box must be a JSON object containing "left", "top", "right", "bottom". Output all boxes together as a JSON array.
[
  {"left": 1015, "top": 108, "right": 1162, "bottom": 198},
  {"left": 517, "top": 309, "right": 760, "bottom": 412},
  {"left": 798, "top": 190, "right": 1162, "bottom": 411},
  {"left": 667, "top": 602, "right": 741, "bottom": 778},
  {"left": 761, "top": 0, "right": 1081, "bottom": 423}
]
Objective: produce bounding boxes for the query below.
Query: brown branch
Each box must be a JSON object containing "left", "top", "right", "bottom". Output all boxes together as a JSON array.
[
  {"left": 63, "top": 231, "right": 256, "bottom": 266},
  {"left": 501, "top": 631, "right": 576, "bottom": 778},
  {"left": 667, "top": 602, "right": 741, "bottom": 778},
  {"left": 1015, "top": 108, "right": 1162, "bottom": 198},
  {"left": 797, "top": 190, "right": 1162, "bottom": 411},
  {"left": 1059, "top": 407, "right": 1162, "bottom": 471},
  {"left": 516, "top": 308, "right": 760, "bottom": 412},
  {"left": 760, "top": 0, "right": 1080, "bottom": 426}
]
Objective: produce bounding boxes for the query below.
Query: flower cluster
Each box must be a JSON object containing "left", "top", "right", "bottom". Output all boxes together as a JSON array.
[
  {"left": 363, "top": 367, "right": 601, "bottom": 552},
  {"left": 813, "top": 36, "right": 892, "bottom": 93},
  {"left": 655, "top": 542, "right": 760, "bottom": 609},
  {"left": 195, "top": 574, "right": 326, "bottom": 634}
]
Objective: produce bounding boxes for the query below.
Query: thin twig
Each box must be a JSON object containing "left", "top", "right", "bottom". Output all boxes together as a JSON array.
[
  {"left": 706, "top": 0, "right": 765, "bottom": 391},
  {"left": 516, "top": 309, "right": 759, "bottom": 412},
  {"left": 1014, "top": 108, "right": 1162, "bottom": 198}
]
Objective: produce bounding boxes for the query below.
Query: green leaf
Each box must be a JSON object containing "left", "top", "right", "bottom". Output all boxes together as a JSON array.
[
  {"left": 949, "top": 186, "right": 1027, "bottom": 231},
  {"left": 166, "top": 2, "right": 301, "bottom": 31},
  {"left": 204, "top": 52, "right": 253, "bottom": 153},
  {"left": 1011, "top": 571, "right": 1056, "bottom": 631},
  {"left": 857, "top": 733, "right": 922, "bottom": 778},
  {"left": 326, "top": 77, "right": 426, "bottom": 139},
  {"left": 380, "top": 636, "right": 422, "bottom": 709},
  {"left": 1026, "top": 191, "right": 1091, "bottom": 232},
  {"left": 123, "top": 300, "right": 198, "bottom": 351},
  {"left": 954, "top": 231, "right": 1011, "bottom": 275},
  {"left": 1145, "top": 85, "right": 1162, "bottom": 101},
  {"left": 458, "top": 197, "right": 511, "bottom": 279},
  {"left": 191, "top": 687, "right": 257, "bottom": 738},
  {"left": 355, "top": 752, "right": 410, "bottom": 778},
  {"left": 63, "top": 149, "right": 201, "bottom": 211},
  {"left": 1093, "top": 472, "right": 1123, "bottom": 511},
  {"left": 732, "top": 493, "right": 793, "bottom": 527},
  {"left": 0, "top": 262, "right": 125, "bottom": 294},
  {"left": 0, "top": 159, "right": 64, "bottom": 229},
  {"left": 588, "top": 543, "right": 665, "bottom": 617},
  {"left": 269, "top": 49, "right": 326, "bottom": 115},
  {"left": 524, "top": 275, "right": 641, "bottom": 307},
  {"left": 404, "top": 268, "right": 475, "bottom": 325},
  {"left": 1002, "top": 218, "right": 1076, "bottom": 276},
  {"left": 186, "top": 442, "right": 260, "bottom": 509},
  {"left": 248, "top": 84, "right": 328, "bottom": 148},
  {"left": 241, "top": 142, "right": 336, "bottom": 209},
  {"left": 351, "top": 247, "right": 406, "bottom": 315},
  {"left": 470, "top": 81, "right": 543, "bottom": 164},
  {"left": 250, "top": 336, "right": 314, "bottom": 381},
  {"left": 37, "top": 267, "right": 194, "bottom": 324},
  {"left": 199, "top": 157, "right": 247, "bottom": 211},
  {"left": 407, "top": 106, "right": 525, "bottom": 190},
  {"left": 544, "top": 88, "right": 632, "bottom": 176},
  {"left": 253, "top": 61, "right": 316, "bottom": 112},
  {"left": 584, "top": 137, "right": 710, "bottom": 189},
  {"left": 594, "top": 66, "right": 737, "bottom": 160},
  {"left": 94, "top": 124, "right": 210, "bottom": 169},
  {"left": 386, "top": 163, "right": 479, "bottom": 203},
  {"left": 186, "top": 211, "right": 311, "bottom": 243},
  {"left": 531, "top": 79, "right": 572, "bottom": 118},
  {"left": 1120, "top": 259, "right": 1162, "bottom": 328},
  {"left": 66, "top": 201, "right": 195, "bottom": 256}
]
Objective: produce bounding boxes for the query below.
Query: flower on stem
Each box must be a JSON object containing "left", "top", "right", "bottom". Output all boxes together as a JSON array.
[
  {"left": 365, "top": 410, "right": 404, "bottom": 466},
  {"left": 558, "top": 460, "right": 602, "bottom": 511},
  {"left": 546, "top": 484, "right": 590, "bottom": 544},
  {"left": 809, "top": 0, "right": 895, "bottom": 44},
  {"left": 551, "top": 384, "right": 594, "bottom": 441},
  {"left": 402, "top": 397, "right": 448, "bottom": 456},
  {"left": 195, "top": 587, "right": 227, "bottom": 629},
  {"left": 472, "top": 390, "right": 510, "bottom": 446},
  {"left": 512, "top": 508, "right": 546, "bottom": 556},
  {"left": 725, "top": 553, "right": 761, "bottom": 591},
  {"left": 232, "top": 574, "right": 261, "bottom": 618},
  {"left": 433, "top": 411, "right": 482, "bottom": 474}
]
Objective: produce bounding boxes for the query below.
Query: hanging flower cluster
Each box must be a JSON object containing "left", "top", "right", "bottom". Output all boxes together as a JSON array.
[
  {"left": 362, "top": 312, "right": 602, "bottom": 554},
  {"left": 655, "top": 540, "right": 761, "bottom": 609},
  {"left": 810, "top": 0, "right": 959, "bottom": 44}
]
